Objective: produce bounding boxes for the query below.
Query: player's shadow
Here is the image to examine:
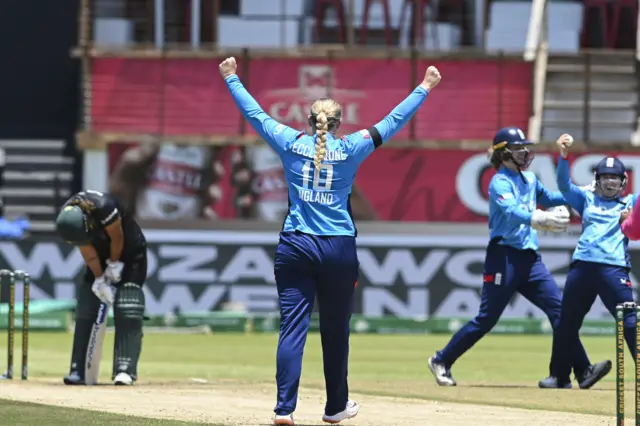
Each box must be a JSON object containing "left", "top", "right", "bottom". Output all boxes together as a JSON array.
[
  {"left": 467, "top": 383, "right": 612, "bottom": 391},
  {"left": 466, "top": 383, "right": 537, "bottom": 389},
  {"left": 262, "top": 424, "right": 316, "bottom": 426}
]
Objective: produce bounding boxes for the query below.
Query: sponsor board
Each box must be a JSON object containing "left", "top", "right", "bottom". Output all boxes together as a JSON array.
[
  {"left": 1, "top": 230, "right": 637, "bottom": 319},
  {"left": 108, "top": 146, "right": 640, "bottom": 223}
]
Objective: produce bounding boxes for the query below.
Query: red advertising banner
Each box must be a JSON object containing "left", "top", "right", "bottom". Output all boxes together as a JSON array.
[
  {"left": 92, "top": 59, "right": 243, "bottom": 135},
  {"left": 107, "top": 143, "right": 639, "bottom": 223},
  {"left": 92, "top": 57, "right": 532, "bottom": 141}
]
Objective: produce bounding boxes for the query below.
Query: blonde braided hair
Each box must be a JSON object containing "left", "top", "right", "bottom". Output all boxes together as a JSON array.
[{"left": 310, "top": 99, "right": 342, "bottom": 177}]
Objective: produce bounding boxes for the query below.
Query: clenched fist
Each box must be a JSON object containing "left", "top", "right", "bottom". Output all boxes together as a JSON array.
[
  {"left": 421, "top": 66, "right": 442, "bottom": 90},
  {"left": 556, "top": 133, "right": 574, "bottom": 158},
  {"left": 219, "top": 57, "right": 237, "bottom": 79},
  {"left": 621, "top": 208, "right": 632, "bottom": 225}
]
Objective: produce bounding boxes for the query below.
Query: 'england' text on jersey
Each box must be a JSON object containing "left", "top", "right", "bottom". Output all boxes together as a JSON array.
[
  {"left": 298, "top": 189, "right": 334, "bottom": 204},
  {"left": 291, "top": 143, "right": 348, "bottom": 161}
]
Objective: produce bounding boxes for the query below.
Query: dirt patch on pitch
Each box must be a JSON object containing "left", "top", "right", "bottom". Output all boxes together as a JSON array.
[{"left": 0, "top": 380, "right": 614, "bottom": 425}]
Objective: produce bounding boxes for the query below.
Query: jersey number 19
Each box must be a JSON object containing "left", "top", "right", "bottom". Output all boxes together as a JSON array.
[{"left": 301, "top": 161, "right": 334, "bottom": 191}]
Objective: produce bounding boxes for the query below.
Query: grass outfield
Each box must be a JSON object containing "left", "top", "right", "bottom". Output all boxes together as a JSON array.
[
  {"left": 0, "top": 401, "right": 205, "bottom": 425},
  {"left": 0, "top": 331, "right": 630, "bottom": 424}
]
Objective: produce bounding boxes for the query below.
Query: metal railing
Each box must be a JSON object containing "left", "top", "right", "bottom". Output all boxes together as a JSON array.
[
  {"left": 632, "top": 0, "right": 640, "bottom": 146},
  {"left": 524, "top": 0, "right": 548, "bottom": 145},
  {"left": 88, "top": 0, "right": 473, "bottom": 50}
]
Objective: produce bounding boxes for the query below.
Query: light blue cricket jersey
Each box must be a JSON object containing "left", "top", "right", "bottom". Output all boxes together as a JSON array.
[
  {"left": 557, "top": 157, "right": 638, "bottom": 268},
  {"left": 488, "top": 166, "right": 567, "bottom": 251},
  {"left": 225, "top": 74, "right": 428, "bottom": 236}
]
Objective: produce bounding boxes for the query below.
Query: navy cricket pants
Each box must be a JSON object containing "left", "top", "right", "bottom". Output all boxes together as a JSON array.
[
  {"left": 273, "top": 231, "right": 359, "bottom": 417},
  {"left": 435, "top": 241, "right": 591, "bottom": 376},
  {"left": 551, "top": 260, "right": 635, "bottom": 382}
]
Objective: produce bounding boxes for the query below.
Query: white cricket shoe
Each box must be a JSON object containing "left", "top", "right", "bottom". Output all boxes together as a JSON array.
[
  {"left": 113, "top": 372, "right": 134, "bottom": 386},
  {"left": 322, "top": 400, "right": 359, "bottom": 424},
  {"left": 273, "top": 413, "right": 294, "bottom": 425},
  {"left": 428, "top": 355, "right": 457, "bottom": 386}
]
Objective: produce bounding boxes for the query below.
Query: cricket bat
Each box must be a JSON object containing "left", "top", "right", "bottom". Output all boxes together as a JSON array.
[{"left": 84, "top": 302, "right": 109, "bottom": 385}]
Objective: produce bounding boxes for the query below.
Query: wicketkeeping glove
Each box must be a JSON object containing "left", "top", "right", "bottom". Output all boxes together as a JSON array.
[{"left": 531, "top": 206, "right": 570, "bottom": 233}]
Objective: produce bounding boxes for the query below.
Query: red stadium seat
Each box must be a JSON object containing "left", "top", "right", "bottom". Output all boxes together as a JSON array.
[
  {"left": 581, "top": 0, "right": 609, "bottom": 48},
  {"left": 360, "top": 0, "right": 393, "bottom": 46},
  {"left": 610, "top": 0, "right": 637, "bottom": 48},
  {"left": 399, "top": 0, "right": 429, "bottom": 46},
  {"left": 315, "top": 0, "right": 347, "bottom": 43},
  {"left": 400, "top": 0, "right": 463, "bottom": 49}
]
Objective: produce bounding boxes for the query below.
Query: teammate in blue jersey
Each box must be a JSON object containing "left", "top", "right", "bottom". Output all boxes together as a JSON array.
[
  {"left": 539, "top": 135, "right": 636, "bottom": 388},
  {"left": 219, "top": 56, "right": 442, "bottom": 426},
  {"left": 428, "top": 128, "right": 611, "bottom": 389}
]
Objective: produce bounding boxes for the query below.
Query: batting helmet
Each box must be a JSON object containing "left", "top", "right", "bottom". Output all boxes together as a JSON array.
[{"left": 594, "top": 157, "right": 627, "bottom": 200}]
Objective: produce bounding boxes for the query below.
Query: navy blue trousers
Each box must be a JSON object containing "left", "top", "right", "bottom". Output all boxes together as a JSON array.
[
  {"left": 435, "top": 242, "right": 591, "bottom": 376},
  {"left": 551, "top": 260, "right": 636, "bottom": 381},
  {"left": 273, "top": 231, "right": 359, "bottom": 417}
]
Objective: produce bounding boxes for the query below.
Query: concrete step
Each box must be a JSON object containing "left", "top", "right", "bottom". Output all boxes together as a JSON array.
[
  {"left": 543, "top": 119, "right": 634, "bottom": 127},
  {"left": 542, "top": 125, "right": 632, "bottom": 143},
  {"left": 0, "top": 187, "right": 70, "bottom": 198},
  {"left": 3, "top": 170, "right": 73, "bottom": 184},
  {"left": 546, "top": 72, "right": 636, "bottom": 87},
  {"left": 5, "top": 155, "right": 74, "bottom": 165},
  {"left": 0, "top": 140, "right": 66, "bottom": 150},
  {"left": 2, "top": 211, "right": 57, "bottom": 223},
  {"left": 548, "top": 53, "right": 636, "bottom": 67},
  {"left": 544, "top": 99, "right": 636, "bottom": 109},
  {"left": 4, "top": 205, "right": 56, "bottom": 215},
  {"left": 22, "top": 221, "right": 56, "bottom": 233},
  {"left": 5, "top": 147, "right": 66, "bottom": 157},
  {"left": 544, "top": 90, "right": 638, "bottom": 103},
  {"left": 547, "top": 63, "right": 635, "bottom": 74},
  {"left": 545, "top": 81, "right": 637, "bottom": 92},
  {"left": 543, "top": 108, "right": 636, "bottom": 122},
  {"left": 545, "top": 85, "right": 636, "bottom": 94}
]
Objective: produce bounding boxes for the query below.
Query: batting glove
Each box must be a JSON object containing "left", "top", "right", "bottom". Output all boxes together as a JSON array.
[
  {"left": 92, "top": 275, "right": 114, "bottom": 305},
  {"left": 104, "top": 260, "right": 124, "bottom": 284}
]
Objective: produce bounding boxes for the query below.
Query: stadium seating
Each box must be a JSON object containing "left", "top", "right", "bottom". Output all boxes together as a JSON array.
[
  {"left": 486, "top": 1, "right": 583, "bottom": 54},
  {"left": 0, "top": 140, "right": 72, "bottom": 234},
  {"left": 218, "top": 18, "right": 301, "bottom": 48},
  {"left": 213, "top": 0, "right": 463, "bottom": 50}
]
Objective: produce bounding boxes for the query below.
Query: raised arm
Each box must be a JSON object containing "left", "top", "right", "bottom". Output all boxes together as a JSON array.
[
  {"left": 555, "top": 133, "right": 587, "bottom": 215},
  {"left": 220, "top": 57, "right": 303, "bottom": 155},
  {"left": 556, "top": 156, "right": 587, "bottom": 214},
  {"left": 621, "top": 194, "right": 640, "bottom": 239},
  {"left": 344, "top": 66, "right": 442, "bottom": 163}
]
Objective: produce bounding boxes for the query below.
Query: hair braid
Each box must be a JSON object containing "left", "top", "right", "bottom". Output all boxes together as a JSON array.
[
  {"left": 309, "top": 98, "right": 342, "bottom": 179},
  {"left": 313, "top": 112, "right": 328, "bottom": 177}
]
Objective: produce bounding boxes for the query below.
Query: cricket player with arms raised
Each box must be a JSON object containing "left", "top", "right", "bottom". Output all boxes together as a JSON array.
[
  {"left": 541, "top": 135, "right": 638, "bottom": 388},
  {"left": 428, "top": 128, "right": 611, "bottom": 389},
  {"left": 55, "top": 189, "right": 147, "bottom": 386},
  {"left": 220, "top": 56, "right": 441, "bottom": 425}
]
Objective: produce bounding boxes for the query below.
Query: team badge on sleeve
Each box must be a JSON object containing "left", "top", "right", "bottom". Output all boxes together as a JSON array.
[{"left": 359, "top": 129, "right": 371, "bottom": 139}]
